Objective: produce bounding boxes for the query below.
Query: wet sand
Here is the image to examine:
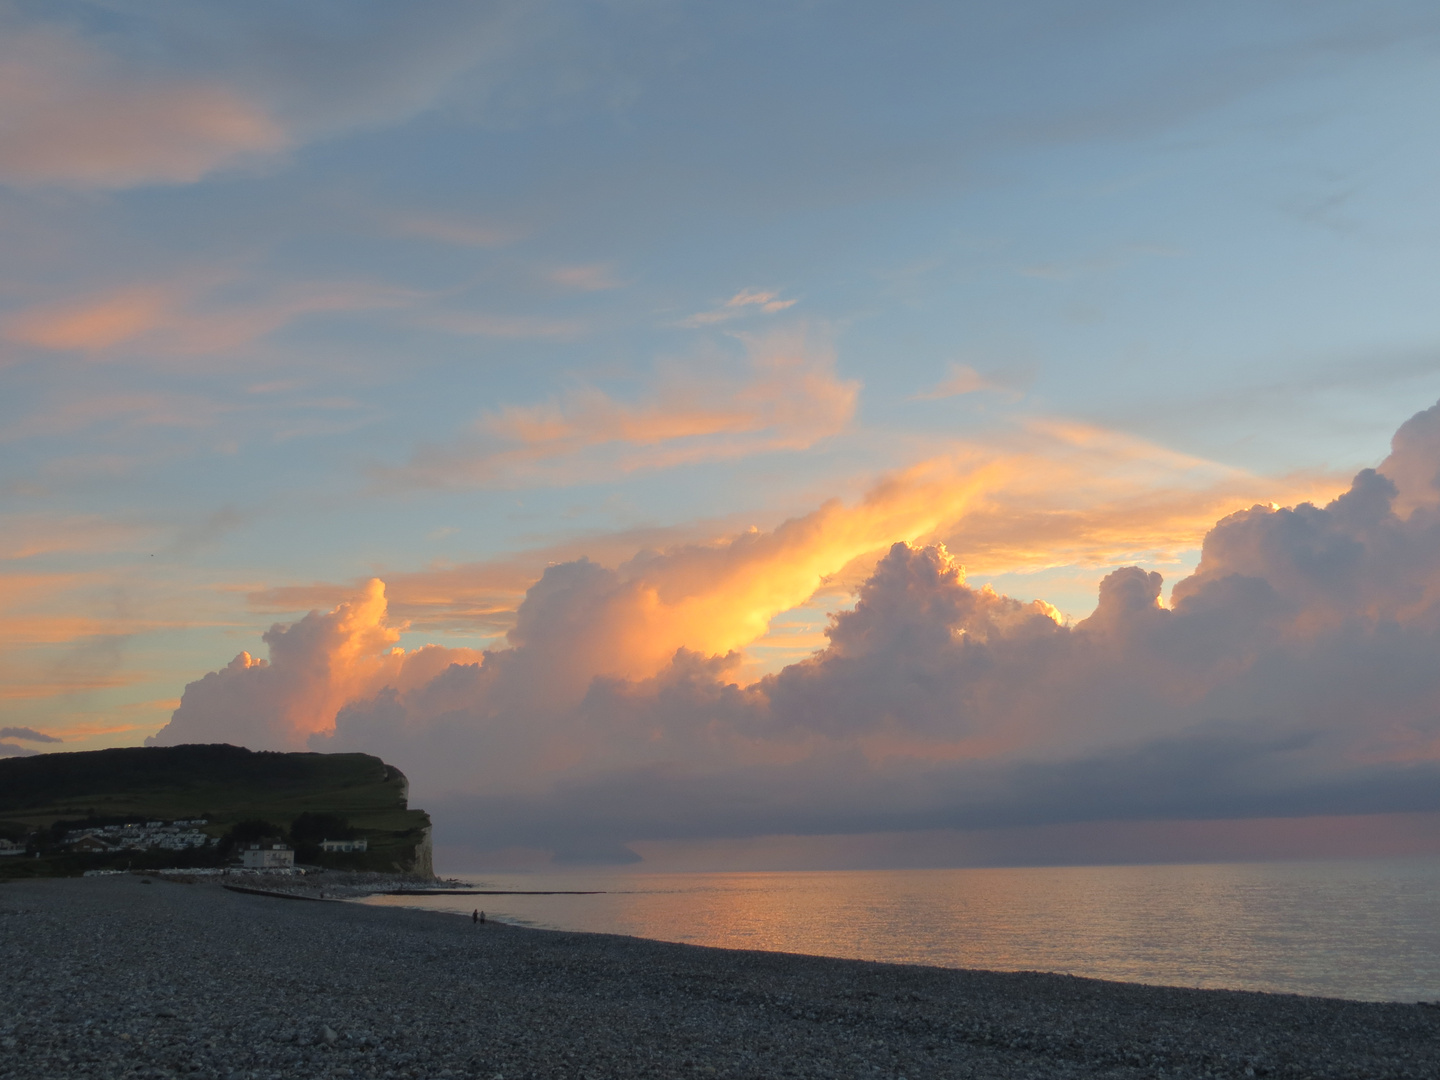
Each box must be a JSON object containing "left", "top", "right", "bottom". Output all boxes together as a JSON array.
[{"left": 2, "top": 875, "right": 1438, "bottom": 1079}]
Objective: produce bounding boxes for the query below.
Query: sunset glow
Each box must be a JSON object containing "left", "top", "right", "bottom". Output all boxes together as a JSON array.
[{"left": 6, "top": 2, "right": 1440, "bottom": 873}]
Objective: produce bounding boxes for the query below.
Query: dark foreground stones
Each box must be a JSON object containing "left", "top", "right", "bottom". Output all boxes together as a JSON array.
[{"left": 2, "top": 876, "right": 1438, "bottom": 1079}]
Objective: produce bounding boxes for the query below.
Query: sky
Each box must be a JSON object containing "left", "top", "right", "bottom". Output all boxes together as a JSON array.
[{"left": 6, "top": 1, "right": 1440, "bottom": 870}]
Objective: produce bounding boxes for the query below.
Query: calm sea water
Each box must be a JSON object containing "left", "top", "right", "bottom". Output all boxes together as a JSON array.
[{"left": 357, "top": 859, "right": 1440, "bottom": 1002}]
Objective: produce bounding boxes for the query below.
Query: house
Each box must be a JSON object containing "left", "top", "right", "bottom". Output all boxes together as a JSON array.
[
  {"left": 319, "top": 838, "right": 368, "bottom": 853},
  {"left": 67, "top": 835, "right": 114, "bottom": 854},
  {"left": 240, "top": 843, "right": 294, "bottom": 869},
  {"left": 0, "top": 838, "right": 25, "bottom": 857}
]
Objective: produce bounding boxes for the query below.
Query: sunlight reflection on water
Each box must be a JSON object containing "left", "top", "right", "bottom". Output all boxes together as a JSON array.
[{"left": 356, "top": 859, "right": 1440, "bottom": 1001}]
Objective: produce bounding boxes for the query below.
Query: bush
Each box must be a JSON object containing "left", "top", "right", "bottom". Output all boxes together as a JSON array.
[
  {"left": 218, "top": 819, "right": 287, "bottom": 858},
  {"left": 290, "top": 812, "right": 357, "bottom": 862}
]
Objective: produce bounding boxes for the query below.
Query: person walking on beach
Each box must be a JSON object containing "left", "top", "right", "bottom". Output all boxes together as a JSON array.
[{"left": 472, "top": 908, "right": 478, "bottom": 924}]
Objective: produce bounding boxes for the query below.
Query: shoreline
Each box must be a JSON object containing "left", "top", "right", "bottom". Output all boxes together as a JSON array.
[{"left": 4, "top": 876, "right": 1439, "bottom": 1079}]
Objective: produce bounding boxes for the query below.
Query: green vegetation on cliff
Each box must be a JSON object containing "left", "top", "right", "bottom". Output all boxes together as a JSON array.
[{"left": 0, "top": 744, "right": 431, "bottom": 879}]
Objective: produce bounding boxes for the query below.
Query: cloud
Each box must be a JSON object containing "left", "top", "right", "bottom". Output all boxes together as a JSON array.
[
  {"left": 387, "top": 212, "right": 520, "bottom": 248},
  {"left": 412, "top": 310, "right": 587, "bottom": 340},
  {"left": 3, "top": 287, "right": 174, "bottom": 352},
  {"left": 913, "top": 363, "right": 1027, "bottom": 402},
  {"left": 0, "top": 392, "right": 225, "bottom": 442},
  {"left": 270, "top": 414, "right": 1336, "bottom": 660},
  {"left": 351, "top": 403, "right": 1440, "bottom": 857},
  {"left": 0, "top": 742, "right": 39, "bottom": 758},
  {"left": 389, "top": 328, "right": 859, "bottom": 487},
  {"left": 0, "top": 4, "right": 616, "bottom": 192},
  {"left": 677, "top": 288, "right": 798, "bottom": 328},
  {"left": 548, "top": 264, "right": 623, "bottom": 291},
  {"left": 1379, "top": 398, "right": 1440, "bottom": 517},
  {"left": 167, "top": 402, "right": 1440, "bottom": 863},
  {"left": 3, "top": 276, "right": 412, "bottom": 358},
  {"left": 0, "top": 726, "right": 61, "bottom": 743},
  {"left": 0, "top": 570, "right": 168, "bottom": 704},
  {"left": 149, "top": 580, "right": 483, "bottom": 751},
  {"left": 0, "top": 514, "right": 157, "bottom": 560},
  {"left": 0, "top": 24, "right": 286, "bottom": 189}
]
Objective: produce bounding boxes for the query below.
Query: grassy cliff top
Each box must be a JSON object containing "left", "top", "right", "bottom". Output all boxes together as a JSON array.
[{"left": 0, "top": 744, "right": 417, "bottom": 830}]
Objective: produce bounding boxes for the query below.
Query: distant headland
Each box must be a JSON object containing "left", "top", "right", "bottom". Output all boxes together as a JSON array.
[{"left": 0, "top": 744, "right": 432, "bottom": 880}]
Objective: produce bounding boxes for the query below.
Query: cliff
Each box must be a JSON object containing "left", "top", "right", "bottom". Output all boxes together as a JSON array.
[{"left": 0, "top": 744, "right": 434, "bottom": 879}]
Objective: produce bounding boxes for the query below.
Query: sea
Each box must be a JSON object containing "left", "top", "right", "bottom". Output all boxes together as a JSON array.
[{"left": 356, "top": 858, "right": 1440, "bottom": 1002}]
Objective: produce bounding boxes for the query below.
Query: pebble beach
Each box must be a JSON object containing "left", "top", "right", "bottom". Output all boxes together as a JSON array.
[{"left": 3, "top": 875, "right": 1438, "bottom": 1080}]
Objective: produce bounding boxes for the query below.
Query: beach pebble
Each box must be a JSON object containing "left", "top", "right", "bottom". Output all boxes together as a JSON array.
[{"left": 2, "top": 875, "right": 1438, "bottom": 1080}]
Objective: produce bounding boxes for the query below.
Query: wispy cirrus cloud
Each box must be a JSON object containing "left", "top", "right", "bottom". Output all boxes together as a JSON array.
[
  {"left": 0, "top": 24, "right": 287, "bottom": 190},
  {"left": 913, "top": 363, "right": 1028, "bottom": 402},
  {"left": 2, "top": 274, "right": 415, "bottom": 358},
  {"left": 548, "top": 263, "right": 624, "bottom": 291},
  {"left": 412, "top": 309, "right": 588, "bottom": 340},
  {"left": 386, "top": 211, "right": 521, "bottom": 248},
  {"left": 386, "top": 328, "right": 858, "bottom": 488},
  {"left": 676, "top": 288, "right": 798, "bottom": 328},
  {"left": 0, "top": 566, "right": 239, "bottom": 712},
  {"left": 0, "top": 514, "right": 158, "bottom": 561}
]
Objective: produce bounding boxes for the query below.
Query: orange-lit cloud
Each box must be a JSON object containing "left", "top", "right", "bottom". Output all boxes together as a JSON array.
[
  {"left": 340, "top": 415, "right": 1341, "bottom": 650},
  {"left": 391, "top": 328, "right": 858, "bottom": 488},
  {"left": 149, "top": 402, "right": 1440, "bottom": 863},
  {"left": 0, "top": 25, "right": 286, "bottom": 189},
  {"left": 5, "top": 287, "right": 173, "bottom": 351},
  {"left": 3, "top": 276, "right": 413, "bottom": 358},
  {"left": 925, "top": 419, "right": 1344, "bottom": 576},
  {"left": 150, "top": 580, "right": 483, "bottom": 750},
  {"left": 168, "top": 402, "right": 1440, "bottom": 862}
]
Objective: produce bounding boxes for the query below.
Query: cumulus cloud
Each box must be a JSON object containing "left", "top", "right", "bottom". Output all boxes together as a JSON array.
[
  {"left": 164, "top": 401, "right": 1440, "bottom": 863},
  {"left": 342, "top": 415, "right": 1332, "bottom": 649},
  {"left": 149, "top": 580, "right": 482, "bottom": 751}
]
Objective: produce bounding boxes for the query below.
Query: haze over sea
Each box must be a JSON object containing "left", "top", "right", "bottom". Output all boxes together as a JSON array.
[{"left": 361, "top": 858, "right": 1440, "bottom": 1004}]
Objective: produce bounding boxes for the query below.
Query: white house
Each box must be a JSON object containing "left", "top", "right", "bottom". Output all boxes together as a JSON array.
[
  {"left": 319, "top": 838, "right": 367, "bottom": 853},
  {"left": 0, "top": 838, "right": 24, "bottom": 857},
  {"left": 240, "top": 843, "right": 295, "bottom": 869}
]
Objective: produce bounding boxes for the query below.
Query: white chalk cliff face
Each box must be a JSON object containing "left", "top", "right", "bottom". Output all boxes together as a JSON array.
[{"left": 156, "top": 402, "right": 1440, "bottom": 859}]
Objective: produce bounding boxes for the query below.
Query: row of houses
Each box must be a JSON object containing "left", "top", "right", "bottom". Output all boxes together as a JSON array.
[
  {"left": 65, "top": 820, "right": 213, "bottom": 854},
  {"left": 238, "top": 837, "right": 366, "bottom": 869},
  {"left": 3, "top": 822, "right": 370, "bottom": 867}
]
